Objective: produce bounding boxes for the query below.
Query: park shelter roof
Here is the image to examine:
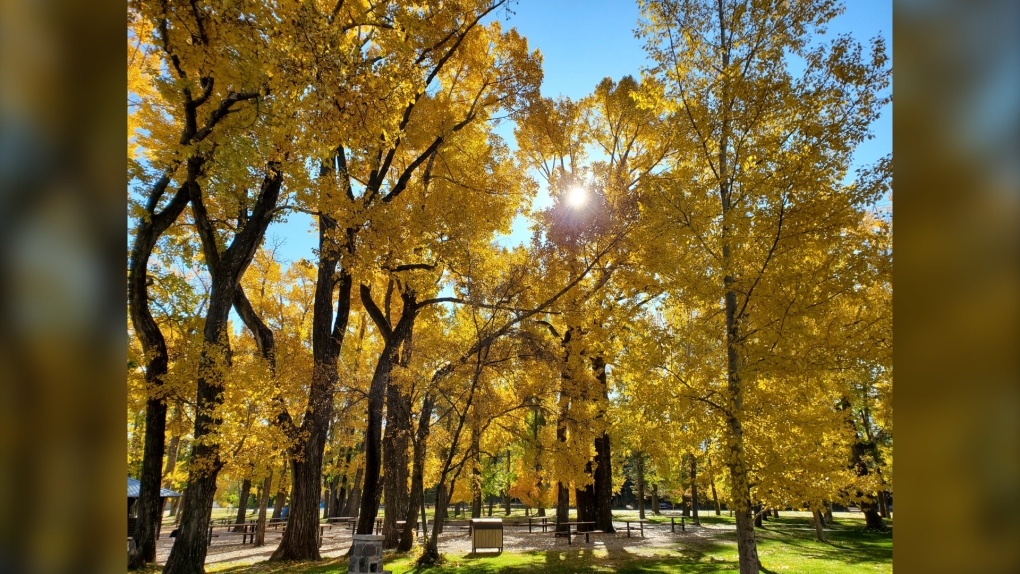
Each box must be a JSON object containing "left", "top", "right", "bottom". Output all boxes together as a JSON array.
[{"left": 128, "top": 477, "right": 182, "bottom": 498}]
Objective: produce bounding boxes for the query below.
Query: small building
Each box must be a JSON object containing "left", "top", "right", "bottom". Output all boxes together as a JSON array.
[{"left": 128, "top": 477, "right": 182, "bottom": 539}]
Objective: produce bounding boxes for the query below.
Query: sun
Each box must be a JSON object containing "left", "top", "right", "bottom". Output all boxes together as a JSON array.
[{"left": 567, "top": 186, "right": 587, "bottom": 207}]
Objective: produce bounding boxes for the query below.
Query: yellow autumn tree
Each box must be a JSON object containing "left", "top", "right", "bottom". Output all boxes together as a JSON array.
[{"left": 635, "top": 0, "right": 891, "bottom": 570}]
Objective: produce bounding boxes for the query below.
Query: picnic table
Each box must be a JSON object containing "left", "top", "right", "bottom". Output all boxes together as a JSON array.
[
  {"left": 336, "top": 517, "right": 383, "bottom": 535},
  {"left": 620, "top": 519, "right": 648, "bottom": 538},
  {"left": 555, "top": 521, "right": 597, "bottom": 545},
  {"left": 669, "top": 516, "right": 686, "bottom": 532},
  {"left": 527, "top": 516, "right": 550, "bottom": 533},
  {"left": 206, "top": 521, "right": 258, "bottom": 545}
]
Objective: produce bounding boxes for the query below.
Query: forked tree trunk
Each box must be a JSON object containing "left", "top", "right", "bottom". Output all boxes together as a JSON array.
[
  {"left": 164, "top": 162, "right": 283, "bottom": 574},
  {"left": 357, "top": 286, "right": 415, "bottom": 536}
]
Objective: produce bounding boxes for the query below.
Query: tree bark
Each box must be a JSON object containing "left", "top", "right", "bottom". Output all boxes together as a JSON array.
[
  {"left": 813, "top": 508, "right": 827, "bottom": 543},
  {"left": 382, "top": 358, "right": 412, "bottom": 546},
  {"left": 358, "top": 286, "right": 416, "bottom": 536},
  {"left": 592, "top": 357, "right": 615, "bottom": 532},
  {"left": 272, "top": 458, "right": 289, "bottom": 520},
  {"left": 271, "top": 247, "right": 353, "bottom": 560},
  {"left": 233, "top": 479, "right": 252, "bottom": 530},
  {"left": 127, "top": 173, "right": 191, "bottom": 570},
  {"left": 878, "top": 490, "right": 889, "bottom": 518},
  {"left": 163, "top": 160, "right": 283, "bottom": 574},
  {"left": 344, "top": 463, "right": 364, "bottom": 517},
  {"left": 635, "top": 455, "right": 647, "bottom": 519},
  {"left": 651, "top": 483, "right": 660, "bottom": 516},
  {"left": 690, "top": 455, "right": 700, "bottom": 525},
  {"left": 710, "top": 475, "right": 721, "bottom": 516},
  {"left": 255, "top": 474, "right": 272, "bottom": 546},
  {"left": 399, "top": 394, "right": 434, "bottom": 551},
  {"left": 471, "top": 430, "right": 482, "bottom": 519}
]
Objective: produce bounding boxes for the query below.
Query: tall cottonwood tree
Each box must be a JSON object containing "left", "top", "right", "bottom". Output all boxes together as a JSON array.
[
  {"left": 127, "top": 0, "right": 283, "bottom": 567},
  {"left": 637, "top": 0, "right": 890, "bottom": 571},
  {"left": 264, "top": 0, "right": 544, "bottom": 557},
  {"left": 514, "top": 76, "right": 670, "bottom": 532},
  {"left": 129, "top": 1, "right": 303, "bottom": 572}
]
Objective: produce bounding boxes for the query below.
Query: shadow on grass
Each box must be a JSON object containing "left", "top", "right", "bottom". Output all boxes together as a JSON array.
[{"left": 759, "top": 526, "right": 892, "bottom": 566}]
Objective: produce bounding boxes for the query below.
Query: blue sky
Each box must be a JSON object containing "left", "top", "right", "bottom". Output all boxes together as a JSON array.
[{"left": 265, "top": 0, "right": 892, "bottom": 264}]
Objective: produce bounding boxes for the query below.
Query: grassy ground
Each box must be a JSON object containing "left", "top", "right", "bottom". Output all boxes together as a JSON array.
[{"left": 145, "top": 511, "right": 891, "bottom": 573}]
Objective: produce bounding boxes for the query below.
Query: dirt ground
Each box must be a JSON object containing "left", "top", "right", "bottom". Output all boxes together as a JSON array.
[{"left": 154, "top": 517, "right": 724, "bottom": 568}]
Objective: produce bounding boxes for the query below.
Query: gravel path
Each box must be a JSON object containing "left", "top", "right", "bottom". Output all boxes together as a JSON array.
[{"left": 154, "top": 519, "right": 727, "bottom": 568}]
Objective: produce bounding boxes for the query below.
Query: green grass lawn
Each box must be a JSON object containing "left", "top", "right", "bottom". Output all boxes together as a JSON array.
[{"left": 145, "top": 511, "right": 889, "bottom": 573}]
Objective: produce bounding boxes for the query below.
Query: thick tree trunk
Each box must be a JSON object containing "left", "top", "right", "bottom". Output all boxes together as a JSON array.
[
  {"left": 255, "top": 474, "right": 272, "bottom": 546},
  {"left": 325, "top": 474, "right": 337, "bottom": 520},
  {"left": 274, "top": 451, "right": 325, "bottom": 560},
  {"left": 272, "top": 493, "right": 285, "bottom": 520},
  {"left": 359, "top": 353, "right": 393, "bottom": 534},
  {"left": 591, "top": 357, "right": 615, "bottom": 532},
  {"left": 504, "top": 490, "right": 511, "bottom": 516},
  {"left": 272, "top": 263, "right": 353, "bottom": 559},
  {"left": 233, "top": 479, "right": 252, "bottom": 530},
  {"left": 651, "top": 484, "right": 660, "bottom": 516},
  {"left": 272, "top": 457, "right": 289, "bottom": 520},
  {"left": 725, "top": 415, "right": 760, "bottom": 574},
  {"left": 754, "top": 505, "right": 764, "bottom": 528},
  {"left": 163, "top": 273, "right": 241, "bottom": 573},
  {"left": 862, "top": 494, "right": 886, "bottom": 529},
  {"left": 555, "top": 482, "right": 570, "bottom": 532},
  {"left": 161, "top": 464, "right": 220, "bottom": 574},
  {"left": 825, "top": 502, "right": 833, "bottom": 524},
  {"left": 382, "top": 375, "right": 411, "bottom": 547}
]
